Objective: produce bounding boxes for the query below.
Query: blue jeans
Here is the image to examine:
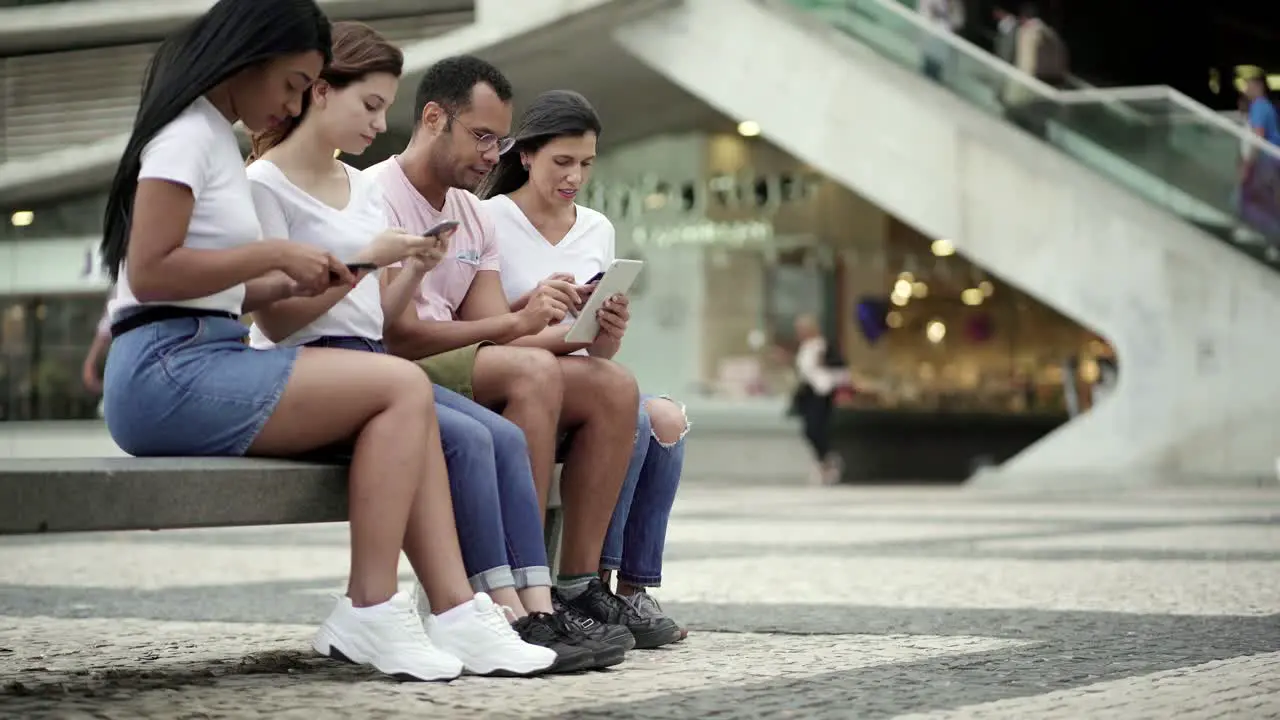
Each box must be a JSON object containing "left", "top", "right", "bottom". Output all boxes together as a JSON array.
[
  {"left": 305, "top": 336, "right": 549, "bottom": 591},
  {"left": 599, "top": 394, "right": 687, "bottom": 587}
]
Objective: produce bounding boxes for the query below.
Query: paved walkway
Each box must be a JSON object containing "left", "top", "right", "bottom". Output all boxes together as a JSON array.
[{"left": 1, "top": 483, "right": 1278, "bottom": 718}]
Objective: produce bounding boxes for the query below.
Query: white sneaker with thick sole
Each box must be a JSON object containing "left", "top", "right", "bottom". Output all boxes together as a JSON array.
[
  {"left": 313, "top": 592, "right": 463, "bottom": 682},
  {"left": 426, "top": 592, "right": 558, "bottom": 677}
]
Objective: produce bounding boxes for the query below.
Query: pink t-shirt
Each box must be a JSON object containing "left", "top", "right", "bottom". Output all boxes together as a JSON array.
[{"left": 364, "top": 157, "right": 500, "bottom": 322}]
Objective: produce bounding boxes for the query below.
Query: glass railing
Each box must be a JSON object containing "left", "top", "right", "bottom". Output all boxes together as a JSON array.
[{"left": 783, "top": 0, "right": 1280, "bottom": 265}]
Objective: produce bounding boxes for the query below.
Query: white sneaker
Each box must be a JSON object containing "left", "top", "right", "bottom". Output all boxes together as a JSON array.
[
  {"left": 425, "top": 592, "right": 558, "bottom": 677},
  {"left": 313, "top": 592, "right": 463, "bottom": 682}
]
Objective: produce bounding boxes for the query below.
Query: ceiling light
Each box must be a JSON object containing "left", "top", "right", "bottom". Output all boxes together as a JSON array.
[
  {"left": 10, "top": 210, "right": 33, "bottom": 227},
  {"left": 931, "top": 239, "right": 955, "bottom": 257},
  {"left": 736, "top": 120, "right": 761, "bottom": 137},
  {"left": 925, "top": 319, "right": 947, "bottom": 344},
  {"left": 961, "top": 288, "right": 984, "bottom": 305}
]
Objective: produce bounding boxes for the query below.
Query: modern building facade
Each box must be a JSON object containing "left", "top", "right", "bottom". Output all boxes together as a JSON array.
[{"left": 4, "top": 0, "right": 1279, "bottom": 484}]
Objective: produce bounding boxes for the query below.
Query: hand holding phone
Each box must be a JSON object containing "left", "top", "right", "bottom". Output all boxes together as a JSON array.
[{"left": 423, "top": 220, "right": 460, "bottom": 239}]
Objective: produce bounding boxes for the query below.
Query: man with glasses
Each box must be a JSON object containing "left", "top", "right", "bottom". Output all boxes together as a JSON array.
[{"left": 366, "top": 56, "right": 649, "bottom": 654}]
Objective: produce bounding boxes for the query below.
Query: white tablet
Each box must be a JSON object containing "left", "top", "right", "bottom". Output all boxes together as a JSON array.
[{"left": 564, "top": 259, "right": 645, "bottom": 343}]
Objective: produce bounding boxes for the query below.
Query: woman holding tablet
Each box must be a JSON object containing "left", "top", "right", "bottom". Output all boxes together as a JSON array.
[
  {"left": 478, "top": 90, "right": 688, "bottom": 646},
  {"left": 244, "top": 22, "right": 608, "bottom": 673}
]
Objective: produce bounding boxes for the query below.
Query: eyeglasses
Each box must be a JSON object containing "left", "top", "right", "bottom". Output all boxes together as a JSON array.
[{"left": 449, "top": 114, "right": 514, "bottom": 155}]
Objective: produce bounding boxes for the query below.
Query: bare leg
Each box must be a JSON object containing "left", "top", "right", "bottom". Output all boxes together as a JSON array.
[
  {"left": 488, "top": 587, "right": 528, "bottom": 617},
  {"left": 472, "top": 345, "right": 564, "bottom": 510},
  {"left": 517, "top": 587, "right": 554, "bottom": 615},
  {"left": 400, "top": 393, "right": 477, "bottom": 614},
  {"left": 249, "top": 348, "right": 434, "bottom": 607},
  {"left": 556, "top": 357, "right": 640, "bottom": 576}
]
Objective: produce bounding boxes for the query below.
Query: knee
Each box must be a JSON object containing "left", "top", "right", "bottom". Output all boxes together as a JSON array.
[
  {"left": 441, "top": 414, "right": 494, "bottom": 460},
  {"left": 385, "top": 359, "right": 436, "bottom": 412},
  {"left": 583, "top": 359, "right": 640, "bottom": 415},
  {"left": 486, "top": 414, "right": 530, "bottom": 457},
  {"left": 643, "top": 397, "right": 689, "bottom": 447},
  {"left": 506, "top": 348, "right": 563, "bottom": 404}
]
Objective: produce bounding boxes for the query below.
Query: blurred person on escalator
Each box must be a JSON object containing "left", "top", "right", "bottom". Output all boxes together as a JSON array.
[
  {"left": 1235, "top": 67, "right": 1280, "bottom": 252},
  {"left": 1003, "top": 2, "right": 1068, "bottom": 137},
  {"left": 918, "top": 0, "right": 965, "bottom": 83}
]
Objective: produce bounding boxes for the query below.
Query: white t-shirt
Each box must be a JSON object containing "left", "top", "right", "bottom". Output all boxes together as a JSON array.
[
  {"left": 108, "top": 96, "right": 259, "bottom": 320},
  {"left": 246, "top": 159, "right": 387, "bottom": 348},
  {"left": 484, "top": 194, "right": 614, "bottom": 314}
]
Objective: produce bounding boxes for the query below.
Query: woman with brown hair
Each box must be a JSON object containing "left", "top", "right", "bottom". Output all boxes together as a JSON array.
[{"left": 245, "top": 22, "right": 610, "bottom": 673}]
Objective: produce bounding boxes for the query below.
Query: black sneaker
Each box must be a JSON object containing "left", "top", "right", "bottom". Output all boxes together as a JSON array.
[
  {"left": 552, "top": 612, "right": 627, "bottom": 670},
  {"left": 512, "top": 612, "right": 596, "bottom": 674},
  {"left": 552, "top": 587, "right": 636, "bottom": 653},
  {"left": 558, "top": 579, "right": 683, "bottom": 649}
]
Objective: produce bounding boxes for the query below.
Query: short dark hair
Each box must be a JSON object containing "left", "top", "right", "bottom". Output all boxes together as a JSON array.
[{"left": 413, "top": 55, "right": 513, "bottom": 128}]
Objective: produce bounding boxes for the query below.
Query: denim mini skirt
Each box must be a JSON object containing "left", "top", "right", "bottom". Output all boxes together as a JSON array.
[{"left": 103, "top": 315, "right": 298, "bottom": 456}]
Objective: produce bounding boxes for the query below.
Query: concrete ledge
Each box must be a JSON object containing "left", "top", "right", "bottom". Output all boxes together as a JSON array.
[{"left": 0, "top": 458, "right": 347, "bottom": 535}]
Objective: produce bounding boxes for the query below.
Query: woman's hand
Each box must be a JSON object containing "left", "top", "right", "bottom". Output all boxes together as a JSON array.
[
  {"left": 588, "top": 293, "right": 629, "bottom": 358},
  {"left": 272, "top": 241, "right": 351, "bottom": 296},
  {"left": 361, "top": 228, "right": 440, "bottom": 268}
]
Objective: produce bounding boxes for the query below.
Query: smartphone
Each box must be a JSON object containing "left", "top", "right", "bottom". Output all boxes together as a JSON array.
[
  {"left": 424, "top": 220, "right": 460, "bottom": 238},
  {"left": 346, "top": 262, "right": 378, "bottom": 272}
]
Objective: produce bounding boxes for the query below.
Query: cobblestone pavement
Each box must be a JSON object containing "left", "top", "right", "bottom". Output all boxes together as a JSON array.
[{"left": 1, "top": 484, "right": 1278, "bottom": 718}]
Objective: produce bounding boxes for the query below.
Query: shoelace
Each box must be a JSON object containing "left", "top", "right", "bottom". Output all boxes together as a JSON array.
[
  {"left": 548, "top": 611, "right": 588, "bottom": 641},
  {"left": 595, "top": 587, "right": 645, "bottom": 624},
  {"left": 478, "top": 602, "right": 522, "bottom": 640},
  {"left": 393, "top": 602, "right": 434, "bottom": 643},
  {"left": 625, "top": 591, "right": 662, "bottom": 616}
]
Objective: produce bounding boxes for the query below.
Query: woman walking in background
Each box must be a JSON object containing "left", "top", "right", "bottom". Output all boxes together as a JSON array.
[{"left": 789, "top": 314, "right": 849, "bottom": 485}]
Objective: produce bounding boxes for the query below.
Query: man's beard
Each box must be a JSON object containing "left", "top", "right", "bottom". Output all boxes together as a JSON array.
[{"left": 428, "top": 141, "right": 477, "bottom": 192}]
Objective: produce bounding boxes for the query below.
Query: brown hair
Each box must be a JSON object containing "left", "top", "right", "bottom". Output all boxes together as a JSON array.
[{"left": 248, "top": 21, "right": 403, "bottom": 161}]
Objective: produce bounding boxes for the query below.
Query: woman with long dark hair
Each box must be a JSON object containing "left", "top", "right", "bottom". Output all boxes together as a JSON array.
[
  {"left": 100, "top": 0, "right": 540, "bottom": 681},
  {"left": 476, "top": 90, "right": 687, "bottom": 648},
  {"left": 244, "top": 21, "right": 603, "bottom": 674}
]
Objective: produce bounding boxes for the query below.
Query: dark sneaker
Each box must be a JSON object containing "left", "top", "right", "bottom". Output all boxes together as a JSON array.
[
  {"left": 559, "top": 579, "right": 683, "bottom": 650},
  {"left": 552, "top": 587, "right": 636, "bottom": 653},
  {"left": 622, "top": 590, "right": 687, "bottom": 643},
  {"left": 553, "top": 612, "right": 627, "bottom": 670},
  {"left": 511, "top": 612, "right": 596, "bottom": 674}
]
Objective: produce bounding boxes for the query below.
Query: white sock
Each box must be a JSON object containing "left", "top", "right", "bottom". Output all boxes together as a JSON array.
[
  {"left": 348, "top": 597, "right": 395, "bottom": 615},
  {"left": 432, "top": 598, "right": 474, "bottom": 627}
]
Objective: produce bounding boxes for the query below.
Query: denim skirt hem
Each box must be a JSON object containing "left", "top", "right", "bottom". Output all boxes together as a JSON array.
[{"left": 103, "top": 316, "right": 299, "bottom": 457}]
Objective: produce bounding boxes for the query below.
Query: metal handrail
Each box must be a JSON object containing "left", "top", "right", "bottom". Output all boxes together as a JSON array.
[{"left": 853, "top": 0, "right": 1280, "bottom": 163}]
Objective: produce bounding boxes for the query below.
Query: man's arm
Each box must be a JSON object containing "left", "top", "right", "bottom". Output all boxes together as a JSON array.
[{"left": 382, "top": 268, "right": 527, "bottom": 360}]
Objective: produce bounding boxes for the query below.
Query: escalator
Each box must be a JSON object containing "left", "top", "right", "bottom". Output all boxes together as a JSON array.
[{"left": 613, "top": 0, "right": 1280, "bottom": 483}]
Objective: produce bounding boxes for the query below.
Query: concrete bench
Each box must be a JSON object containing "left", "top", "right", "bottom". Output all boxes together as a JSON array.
[{"left": 0, "top": 457, "right": 566, "bottom": 571}]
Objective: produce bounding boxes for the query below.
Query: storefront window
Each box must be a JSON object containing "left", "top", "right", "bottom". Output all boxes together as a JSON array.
[
  {"left": 2, "top": 192, "right": 107, "bottom": 242},
  {"left": 0, "top": 294, "right": 107, "bottom": 421}
]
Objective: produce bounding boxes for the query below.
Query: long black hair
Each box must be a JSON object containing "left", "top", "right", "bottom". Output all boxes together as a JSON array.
[
  {"left": 101, "top": 0, "right": 332, "bottom": 280},
  {"left": 476, "top": 89, "right": 601, "bottom": 200}
]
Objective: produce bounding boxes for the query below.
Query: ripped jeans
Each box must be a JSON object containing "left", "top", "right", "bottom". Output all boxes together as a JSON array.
[{"left": 600, "top": 394, "right": 689, "bottom": 587}]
